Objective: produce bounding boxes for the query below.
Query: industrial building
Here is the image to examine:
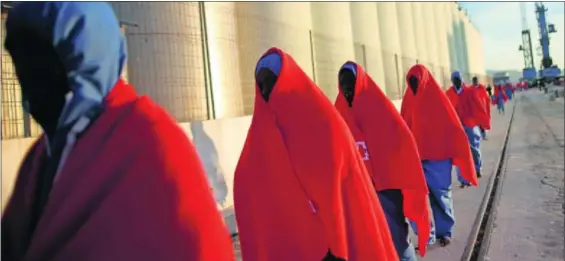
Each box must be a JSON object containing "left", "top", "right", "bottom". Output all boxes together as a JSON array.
[{"left": 1, "top": 2, "right": 489, "bottom": 139}]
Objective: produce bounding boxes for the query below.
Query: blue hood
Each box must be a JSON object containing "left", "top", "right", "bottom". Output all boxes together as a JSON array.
[
  {"left": 5, "top": 2, "right": 126, "bottom": 129},
  {"left": 340, "top": 62, "right": 357, "bottom": 77},
  {"left": 256, "top": 52, "right": 282, "bottom": 77},
  {"left": 451, "top": 71, "right": 463, "bottom": 81}
]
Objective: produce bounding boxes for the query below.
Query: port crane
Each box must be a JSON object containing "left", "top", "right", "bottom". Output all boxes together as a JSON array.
[{"left": 519, "top": 2, "right": 562, "bottom": 84}]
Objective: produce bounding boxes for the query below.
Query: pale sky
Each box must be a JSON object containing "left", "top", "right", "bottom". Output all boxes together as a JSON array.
[{"left": 460, "top": 2, "right": 565, "bottom": 72}]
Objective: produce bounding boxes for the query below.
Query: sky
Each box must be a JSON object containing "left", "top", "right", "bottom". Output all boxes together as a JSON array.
[{"left": 460, "top": 2, "right": 565, "bottom": 72}]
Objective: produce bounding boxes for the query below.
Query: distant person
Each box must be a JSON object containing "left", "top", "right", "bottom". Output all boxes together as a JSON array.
[
  {"left": 453, "top": 73, "right": 490, "bottom": 188},
  {"left": 492, "top": 85, "right": 508, "bottom": 114},
  {"left": 234, "top": 48, "right": 398, "bottom": 261},
  {"left": 516, "top": 81, "right": 523, "bottom": 91},
  {"left": 445, "top": 73, "right": 467, "bottom": 108},
  {"left": 334, "top": 61, "right": 430, "bottom": 261},
  {"left": 486, "top": 84, "right": 493, "bottom": 97},
  {"left": 1, "top": 2, "right": 235, "bottom": 261},
  {"left": 401, "top": 65, "right": 478, "bottom": 248},
  {"left": 445, "top": 73, "right": 476, "bottom": 186},
  {"left": 504, "top": 82, "right": 514, "bottom": 100},
  {"left": 471, "top": 76, "right": 491, "bottom": 141}
]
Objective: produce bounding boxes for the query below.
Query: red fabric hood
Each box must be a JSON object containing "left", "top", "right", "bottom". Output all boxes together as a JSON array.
[
  {"left": 234, "top": 48, "right": 398, "bottom": 261},
  {"left": 400, "top": 65, "right": 478, "bottom": 186},
  {"left": 334, "top": 62, "right": 431, "bottom": 254}
]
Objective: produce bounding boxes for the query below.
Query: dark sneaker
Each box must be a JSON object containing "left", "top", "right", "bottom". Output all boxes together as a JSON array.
[
  {"left": 439, "top": 236, "right": 452, "bottom": 247},
  {"left": 459, "top": 183, "right": 470, "bottom": 188},
  {"left": 477, "top": 171, "right": 482, "bottom": 179}
]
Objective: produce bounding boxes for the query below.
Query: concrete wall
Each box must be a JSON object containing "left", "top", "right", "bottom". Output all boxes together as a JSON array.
[
  {"left": 446, "top": 3, "right": 460, "bottom": 74},
  {"left": 311, "top": 2, "right": 356, "bottom": 100},
  {"left": 234, "top": 2, "right": 313, "bottom": 115},
  {"left": 1, "top": 99, "right": 404, "bottom": 233},
  {"left": 350, "top": 2, "right": 386, "bottom": 91},
  {"left": 377, "top": 2, "right": 403, "bottom": 98},
  {"left": 411, "top": 3, "right": 428, "bottom": 66},
  {"left": 110, "top": 2, "right": 210, "bottom": 122},
  {"left": 421, "top": 3, "right": 441, "bottom": 79},
  {"left": 203, "top": 2, "right": 245, "bottom": 119},
  {"left": 396, "top": 2, "right": 417, "bottom": 61},
  {"left": 434, "top": 3, "right": 452, "bottom": 75},
  {"left": 455, "top": 7, "right": 470, "bottom": 77}
]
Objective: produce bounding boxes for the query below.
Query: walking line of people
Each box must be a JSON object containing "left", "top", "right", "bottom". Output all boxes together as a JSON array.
[{"left": 2, "top": 2, "right": 501, "bottom": 261}]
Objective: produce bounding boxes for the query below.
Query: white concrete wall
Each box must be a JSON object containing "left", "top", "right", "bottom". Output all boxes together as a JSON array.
[
  {"left": 434, "top": 2, "right": 452, "bottom": 86},
  {"left": 396, "top": 2, "right": 418, "bottom": 60},
  {"left": 464, "top": 16, "right": 476, "bottom": 77},
  {"left": 455, "top": 7, "right": 470, "bottom": 76},
  {"left": 446, "top": 3, "right": 459, "bottom": 73},
  {"left": 411, "top": 3, "right": 428, "bottom": 66},
  {"left": 234, "top": 2, "right": 313, "bottom": 115},
  {"left": 377, "top": 2, "right": 403, "bottom": 98},
  {"left": 421, "top": 3, "right": 441, "bottom": 79},
  {"left": 203, "top": 2, "right": 245, "bottom": 119},
  {"left": 110, "top": 2, "right": 209, "bottom": 121},
  {"left": 311, "top": 2, "right": 356, "bottom": 100},
  {"left": 1, "top": 99, "right": 405, "bottom": 232},
  {"left": 350, "top": 2, "right": 386, "bottom": 91}
]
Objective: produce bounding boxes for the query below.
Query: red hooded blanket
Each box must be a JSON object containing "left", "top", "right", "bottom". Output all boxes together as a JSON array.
[
  {"left": 400, "top": 65, "right": 478, "bottom": 186},
  {"left": 234, "top": 48, "right": 398, "bottom": 261},
  {"left": 1, "top": 80, "right": 235, "bottom": 261},
  {"left": 334, "top": 62, "right": 431, "bottom": 255},
  {"left": 476, "top": 84, "right": 491, "bottom": 130},
  {"left": 445, "top": 84, "right": 467, "bottom": 109},
  {"left": 491, "top": 85, "right": 509, "bottom": 105},
  {"left": 464, "top": 84, "right": 491, "bottom": 130}
]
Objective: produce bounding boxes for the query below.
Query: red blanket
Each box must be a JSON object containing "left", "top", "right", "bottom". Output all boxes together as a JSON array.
[
  {"left": 234, "top": 48, "right": 398, "bottom": 261},
  {"left": 2, "top": 80, "right": 235, "bottom": 261},
  {"left": 454, "top": 87, "right": 489, "bottom": 129},
  {"left": 334, "top": 62, "right": 431, "bottom": 255},
  {"left": 400, "top": 65, "right": 478, "bottom": 186}
]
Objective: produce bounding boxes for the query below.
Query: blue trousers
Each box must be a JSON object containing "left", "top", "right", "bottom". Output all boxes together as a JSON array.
[
  {"left": 456, "top": 126, "right": 483, "bottom": 185},
  {"left": 377, "top": 190, "right": 418, "bottom": 261},
  {"left": 410, "top": 159, "right": 455, "bottom": 240},
  {"left": 496, "top": 96, "right": 505, "bottom": 113},
  {"left": 505, "top": 89, "right": 513, "bottom": 100}
]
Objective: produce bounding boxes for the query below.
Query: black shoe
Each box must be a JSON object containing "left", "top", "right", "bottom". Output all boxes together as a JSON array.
[
  {"left": 439, "top": 236, "right": 452, "bottom": 247},
  {"left": 477, "top": 171, "right": 482, "bottom": 179},
  {"left": 459, "top": 183, "right": 469, "bottom": 189}
]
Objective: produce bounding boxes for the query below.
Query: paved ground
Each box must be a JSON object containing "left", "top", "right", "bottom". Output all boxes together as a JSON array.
[
  {"left": 233, "top": 96, "right": 516, "bottom": 261},
  {"left": 485, "top": 90, "right": 565, "bottom": 261}
]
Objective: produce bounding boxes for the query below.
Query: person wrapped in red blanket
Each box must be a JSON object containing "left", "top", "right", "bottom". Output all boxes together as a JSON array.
[
  {"left": 334, "top": 62, "right": 430, "bottom": 261},
  {"left": 451, "top": 73, "right": 490, "bottom": 188},
  {"left": 1, "top": 2, "right": 235, "bottom": 261},
  {"left": 401, "top": 65, "right": 478, "bottom": 248},
  {"left": 234, "top": 48, "right": 398, "bottom": 261},
  {"left": 492, "top": 84, "right": 508, "bottom": 114},
  {"left": 471, "top": 76, "right": 491, "bottom": 140}
]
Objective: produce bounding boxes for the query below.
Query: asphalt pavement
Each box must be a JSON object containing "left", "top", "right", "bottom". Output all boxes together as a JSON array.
[{"left": 484, "top": 89, "right": 564, "bottom": 261}]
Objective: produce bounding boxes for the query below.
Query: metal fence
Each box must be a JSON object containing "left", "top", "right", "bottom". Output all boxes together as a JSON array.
[{"left": 1, "top": 4, "right": 492, "bottom": 140}]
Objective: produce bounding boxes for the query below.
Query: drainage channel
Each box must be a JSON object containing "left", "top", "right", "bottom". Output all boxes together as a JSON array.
[{"left": 461, "top": 97, "right": 518, "bottom": 261}]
